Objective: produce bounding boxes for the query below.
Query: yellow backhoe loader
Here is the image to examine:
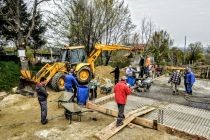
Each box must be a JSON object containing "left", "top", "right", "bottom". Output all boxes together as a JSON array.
[{"left": 20, "top": 43, "right": 132, "bottom": 92}]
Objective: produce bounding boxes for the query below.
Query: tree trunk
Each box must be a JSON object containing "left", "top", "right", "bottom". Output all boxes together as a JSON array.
[
  {"left": 33, "top": 47, "right": 36, "bottom": 58},
  {"left": 105, "top": 51, "right": 112, "bottom": 66}
]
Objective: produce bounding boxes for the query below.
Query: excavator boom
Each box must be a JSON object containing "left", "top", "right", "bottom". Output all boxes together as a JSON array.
[{"left": 87, "top": 43, "right": 133, "bottom": 73}]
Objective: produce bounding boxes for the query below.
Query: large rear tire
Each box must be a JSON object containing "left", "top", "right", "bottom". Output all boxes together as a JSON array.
[
  {"left": 51, "top": 72, "right": 66, "bottom": 92},
  {"left": 76, "top": 66, "right": 92, "bottom": 85}
]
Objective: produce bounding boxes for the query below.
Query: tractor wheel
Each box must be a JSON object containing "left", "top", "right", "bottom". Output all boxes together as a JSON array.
[
  {"left": 76, "top": 66, "right": 92, "bottom": 85},
  {"left": 51, "top": 72, "right": 66, "bottom": 92}
]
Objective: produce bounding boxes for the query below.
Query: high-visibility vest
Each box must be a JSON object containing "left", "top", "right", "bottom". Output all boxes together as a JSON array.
[{"left": 145, "top": 57, "right": 151, "bottom": 67}]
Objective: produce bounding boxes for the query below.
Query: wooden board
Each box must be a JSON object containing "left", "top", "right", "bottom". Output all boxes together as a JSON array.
[
  {"left": 95, "top": 107, "right": 155, "bottom": 140},
  {"left": 94, "top": 94, "right": 114, "bottom": 105},
  {"left": 86, "top": 102, "right": 118, "bottom": 117}
]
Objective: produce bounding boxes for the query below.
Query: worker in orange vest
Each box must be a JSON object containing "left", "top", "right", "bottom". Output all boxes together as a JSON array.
[{"left": 145, "top": 55, "right": 151, "bottom": 76}]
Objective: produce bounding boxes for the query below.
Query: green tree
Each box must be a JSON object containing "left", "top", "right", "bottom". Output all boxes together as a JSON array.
[
  {"left": 0, "top": 0, "right": 30, "bottom": 46},
  {"left": 147, "top": 30, "right": 173, "bottom": 64},
  {"left": 186, "top": 42, "right": 204, "bottom": 64},
  {"left": 168, "top": 47, "right": 184, "bottom": 65},
  {"left": 204, "top": 45, "right": 210, "bottom": 64},
  {"left": 0, "top": 0, "right": 48, "bottom": 49},
  {"left": 48, "top": 0, "right": 135, "bottom": 65}
]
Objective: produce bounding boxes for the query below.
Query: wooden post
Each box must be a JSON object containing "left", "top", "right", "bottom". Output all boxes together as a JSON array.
[{"left": 206, "top": 67, "right": 209, "bottom": 79}]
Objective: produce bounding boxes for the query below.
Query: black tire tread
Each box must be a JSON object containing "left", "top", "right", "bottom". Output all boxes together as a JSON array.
[
  {"left": 76, "top": 66, "right": 92, "bottom": 85},
  {"left": 51, "top": 72, "right": 66, "bottom": 92}
]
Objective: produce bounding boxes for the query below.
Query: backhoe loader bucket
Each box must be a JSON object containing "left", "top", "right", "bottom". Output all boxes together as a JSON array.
[{"left": 17, "top": 78, "right": 36, "bottom": 97}]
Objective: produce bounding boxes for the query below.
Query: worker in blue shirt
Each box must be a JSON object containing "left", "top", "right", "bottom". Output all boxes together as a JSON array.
[
  {"left": 185, "top": 68, "right": 195, "bottom": 95},
  {"left": 65, "top": 69, "right": 79, "bottom": 102}
]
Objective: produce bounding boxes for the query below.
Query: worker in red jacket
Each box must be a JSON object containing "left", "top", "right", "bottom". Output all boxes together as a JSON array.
[{"left": 114, "top": 76, "right": 132, "bottom": 127}]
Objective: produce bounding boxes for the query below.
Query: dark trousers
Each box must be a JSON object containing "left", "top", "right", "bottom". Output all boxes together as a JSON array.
[
  {"left": 140, "top": 67, "right": 144, "bottom": 78},
  {"left": 184, "top": 83, "right": 187, "bottom": 92},
  {"left": 114, "top": 77, "right": 119, "bottom": 85},
  {"left": 66, "top": 86, "right": 77, "bottom": 102},
  {"left": 117, "top": 104, "right": 125, "bottom": 124},
  {"left": 144, "top": 67, "right": 149, "bottom": 76},
  {"left": 186, "top": 84, "right": 192, "bottom": 94},
  {"left": 39, "top": 100, "right": 47, "bottom": 124},
  {"left": 90, "top": 87, "right": 97, "bottom": 100}
]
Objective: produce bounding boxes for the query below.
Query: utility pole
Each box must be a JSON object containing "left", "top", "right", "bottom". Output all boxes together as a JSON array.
[{"left": 184, "top": 36, "right": 186, "bottom": 65}]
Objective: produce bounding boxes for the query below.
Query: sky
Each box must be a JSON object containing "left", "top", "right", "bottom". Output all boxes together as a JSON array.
[{"left": 124, "top": 0, "right": 210, "bottom": 47}]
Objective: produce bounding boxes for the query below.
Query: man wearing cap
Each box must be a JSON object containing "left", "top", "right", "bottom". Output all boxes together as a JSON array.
[
  {"left": 64, "top": 69, "right": 79, "bottom": 102},
  {"left": 185, "top": 68, "right": 195, "bottom": 95},
  {"left": 168, "top": 70, "right": 181, "bottom": 95},
  {"left": 114, "top": 76, "right": 132, "bottom": 127}
]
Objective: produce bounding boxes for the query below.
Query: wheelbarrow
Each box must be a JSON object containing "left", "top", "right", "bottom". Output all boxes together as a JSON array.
[
  {"left": 61, "top": 102, "right": 93, "bottom": 124},
  {"left": 62, "top": 102, "right": 82, "bottom": 124},
  {"left": 57, "top": 91, "right": 74, "bottom": 108}
]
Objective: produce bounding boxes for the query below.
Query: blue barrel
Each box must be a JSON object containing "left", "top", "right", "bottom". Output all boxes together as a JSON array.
[
  {"left": 127, "top": 76, "right": 136, "bottom": 86},
  {"left": 77, "top": 85, "right": 89, "bottom": 105}
]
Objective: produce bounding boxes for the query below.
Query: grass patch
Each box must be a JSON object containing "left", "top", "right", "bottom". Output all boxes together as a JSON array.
[{"left": 0, "top": 61, "right": 20, "bottom": 92}]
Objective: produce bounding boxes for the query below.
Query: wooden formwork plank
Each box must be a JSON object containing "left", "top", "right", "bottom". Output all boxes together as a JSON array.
[
  {"left": 95, "top": 107, "right": 155, "bottom": 140},
  {"left": 87, "top": 101, "right": 209, "bottom": 140},
  {"left": 94, "top": 94, "right": 114, "bottom": 105},
  {"left": 86, "top": 102, "right": 118, "bottom": 117}
]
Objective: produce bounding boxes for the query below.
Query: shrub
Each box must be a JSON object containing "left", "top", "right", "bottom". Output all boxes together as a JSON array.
[
  {"left": 110, "top": 56, "right": 130, "bottom": 68},
  {"left": 0, "top": 61, "right": 20, "bottom": 92}
]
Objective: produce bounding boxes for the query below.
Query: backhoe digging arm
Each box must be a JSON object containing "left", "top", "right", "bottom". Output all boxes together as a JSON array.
[{"left": 87, "top": 43, "right": 133, "bottom": 73}]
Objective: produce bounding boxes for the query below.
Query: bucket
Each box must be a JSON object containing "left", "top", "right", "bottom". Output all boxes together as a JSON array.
[
  {"left": 127, "top": 76, "right": 136, "bottom": 86},
  {"left": 77, "top": 85, "right": 89, "bottom": 105}
]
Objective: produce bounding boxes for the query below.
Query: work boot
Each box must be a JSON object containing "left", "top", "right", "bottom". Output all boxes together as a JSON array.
[
  {"left": 172, "top": 91, "right": 175, "bottom": 95},
  {"left": 116, "top": 118, "right": 123, "bottom": 127},
  {"left": 116, "top": 121, "right": 123, "bottom": 127},
  {"left": 41, "top": 119, "right": 48, "bottom": 125}
]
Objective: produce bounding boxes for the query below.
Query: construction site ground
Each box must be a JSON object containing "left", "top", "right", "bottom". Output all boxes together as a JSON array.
[
  {"left": 0, "top": 66, "right": 210, "bottom": 140},
  {"left": 0, "top": 90, "right": 186, "bottom": 140},
  {"left": 138, "top": 76, "right": 210, "bottom": 110}
]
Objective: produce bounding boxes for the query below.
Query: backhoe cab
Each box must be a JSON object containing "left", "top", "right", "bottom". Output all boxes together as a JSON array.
[
  {"left": 61, "top": 45, "right": 87, "bottom": 64},
  {"left": 20, "top": 44, "right": 133, "bottom": 92}
]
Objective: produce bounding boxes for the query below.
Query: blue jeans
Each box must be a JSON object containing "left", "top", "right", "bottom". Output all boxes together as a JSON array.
[
  {"left": 66, "top": 88, "right": 73, "bottom": 93},
  {"left": 186, "top": 84, "right": 192, "bottom": 94}
]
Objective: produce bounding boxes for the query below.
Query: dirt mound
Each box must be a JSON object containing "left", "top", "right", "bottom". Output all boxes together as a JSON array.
[
  {"left": 0, "top": 92, "right": 7, "bottom": 100},
  {"left": 95, "top": 66, "right": 126, "bottom": 84},
  {"left": 0, "top": 94, "right": 27, "bottom": 109},
  {"left": 95, "top": 66, "right": 114, "bottom": 81}
]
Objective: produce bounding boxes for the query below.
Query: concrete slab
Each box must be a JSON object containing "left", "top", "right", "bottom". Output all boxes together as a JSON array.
[{"left": 102, "top": 95, "right": 210, "bottom": 139}]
